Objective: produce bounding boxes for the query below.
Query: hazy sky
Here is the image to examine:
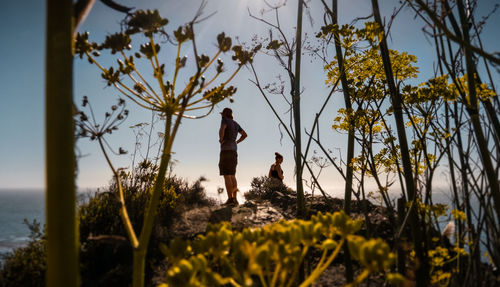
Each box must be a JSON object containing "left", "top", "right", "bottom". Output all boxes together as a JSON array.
[{"left": 1, "top": 0, "right": 499, "bottom": 197}]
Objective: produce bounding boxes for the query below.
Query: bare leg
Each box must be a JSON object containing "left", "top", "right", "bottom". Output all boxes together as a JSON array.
[
  {"left": 231, "top": 175, "right": 238, "bottom": 201},
  {"left": 223, "top": 175, "right": 234, "bottom": 200}
]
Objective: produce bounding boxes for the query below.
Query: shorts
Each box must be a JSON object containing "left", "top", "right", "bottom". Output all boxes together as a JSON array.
[{"left": 219, "top": 150, "right": 238, "bottom": 175}]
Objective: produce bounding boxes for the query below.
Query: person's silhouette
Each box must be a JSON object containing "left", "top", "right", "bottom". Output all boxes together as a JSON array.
[
  {"left": 218, "top": 108, "right": 247, "bottom": 205},
  {"left": 268, "top": 152, "right": 284, "bottom": 182}
]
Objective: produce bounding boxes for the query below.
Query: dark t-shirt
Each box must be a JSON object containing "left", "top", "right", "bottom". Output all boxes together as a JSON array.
[
  {"left": 269, "top": 164, "right": 283, "bottom": 182},
  {"left": 220, "top": 117, "right": 243, "bottom": 151}
]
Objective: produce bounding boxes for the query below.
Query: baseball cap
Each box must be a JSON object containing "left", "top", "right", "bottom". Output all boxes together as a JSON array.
[{"left": 220, "top": 107, "right": 233, "bottom": 118}]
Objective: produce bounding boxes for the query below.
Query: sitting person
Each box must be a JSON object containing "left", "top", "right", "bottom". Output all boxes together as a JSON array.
[{"left": 268, "top": 152, "right": 284, "bottom": 182}]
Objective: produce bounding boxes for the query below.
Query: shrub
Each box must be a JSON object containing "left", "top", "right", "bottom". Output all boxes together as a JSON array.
[
  {"left": 0, "top": 165, "right": 215, "bottom": 287},
  {"left": 78, "top": 168, "right": 216, "bottom": 285},
  {"left": 79, "top": 161, "right": 216, "bottom": 243},
  {"left": 244, "top": 176, "right": 294, "bottom": 201},
  {"left": 0, "top": 220, "right": 46, "bottom": 287},
  {"left": 178, "top": 176, "right": 216, "bottom": 208}
]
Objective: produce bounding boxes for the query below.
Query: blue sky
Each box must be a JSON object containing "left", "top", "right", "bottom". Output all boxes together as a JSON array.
[{"left": 1, "top": 0, "right": 499, "bottom": 198}]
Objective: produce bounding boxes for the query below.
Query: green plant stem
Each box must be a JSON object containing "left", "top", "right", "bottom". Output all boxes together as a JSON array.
[
  {"left": 294, "top": 0, "right": 306, "bottom": 219},
  {"left": 186, "top": 71, "right": 221, "bottom": 100},
  {"left": 179, "top": 53, "right": 226, "bottom": 102},
  {"left": 172, "top": 43, "right": 182, "bottom": 95},
  {"left": 132, "top": 114, "right": 173, "bottom": 287},
  {"left": 229, "top": 278, "right": 243, "bottom": 287},
  {"left": 46, "top": 0, "right": 79, "bottom": 286},
  {"left": 407, "top": 0, "right": 500, "bottom": 66},
  {"left": 150, "top": 36, "right": 168, "bottom": 98},
  {"left": 86, "top": 52, "right": 156, "bottom": 110},
  {"left": 185, "top": 103, "right": 214, "bottom": 111},
  {"left": 120, "top": 51, "right": 162, "bottom": 103},
  {"left": 299, "top": 238, "right": 344, "bottom": 287},
  {"left": 312, "top": 249, "right": 328, "bottom": 273},
  {"left": 201, "top": 70, "right": 221, "bottom": 88},
  {"left": 97, "top": 137, "right": 139, "bottom": 248},
  {"left": 435, "top": 24, "right": 464, "bottom": 250},
  {"left": 201, "top": 50, "right": 221, "bottom": 75},
  {"left": 270, "top": 263, "right": 281, "bottom": 287},
  {"left": 370, "top": 0, "right": 429, "bottom": 285},
  {"left": 112, "top": 83, "right": 157, "bottom": 110},
  {"left": 186, "top": 62, "right": 241, "bottom": 107},
  {"left": 434, "top": 0, "right": 500, "bottom": 149},
  {"left": 181, "top": 49, "right": 222, "bottom": 98},
  {"left": 222, "top": 65, "right": 242, "bottom": 86},
  {"left": 132, "top": 249, "right": 147, "bottom": 287},
  {"left": 455, "top": 0, "right": 500, "bottom": 238},
  {"left": 189, "top": 75, "right": 217, "bottom": 98},
  {"left": 331, "top": 0, "right": 354, "bottom": 281},
  {"left": 347, "top": 269, "right": 370, "bottom": 287},
  {"left": 286, "top": 245, "right": 310, "bottom": 287},
  {"left": 258, "top": 270, "right": 269, "bottom": 287}
]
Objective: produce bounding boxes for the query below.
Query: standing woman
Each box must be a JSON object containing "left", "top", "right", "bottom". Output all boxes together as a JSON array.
[
  {"left": 219, "top": 107, "right": 247, "bottom": 205},
  {"left": 268, "top": 152, "right": 284, "bottom": 182}
]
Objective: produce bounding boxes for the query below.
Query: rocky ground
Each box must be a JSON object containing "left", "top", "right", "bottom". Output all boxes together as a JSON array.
[{"left": 169, "top": 190, "right": 393, "bottom": 240}]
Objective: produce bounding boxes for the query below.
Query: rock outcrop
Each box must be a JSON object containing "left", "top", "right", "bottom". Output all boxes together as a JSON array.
[
  {"left": 168, "top": 190, "right": 393, "bottom": 243},
  {"left": 169, "top": 201, "right": 286, "bottom": 239}
]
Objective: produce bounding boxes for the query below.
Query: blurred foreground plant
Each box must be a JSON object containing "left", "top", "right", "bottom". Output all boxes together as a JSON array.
[
  {"left": 75, "top": 5, "right": 258, "bottom": 287},
  {"left": 160, "top": 211, "right": 404, "bottom": 287}
]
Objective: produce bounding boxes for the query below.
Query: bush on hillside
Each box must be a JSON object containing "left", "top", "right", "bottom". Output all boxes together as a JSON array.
[
  {"left": 244, "top": 176, "right": 294, "bottom": 201},
  {"left": 78, "top": 163, "right": 216, "bottom": 286},
  {"left": 0, "top": 162, "right": 216, "bottom": 287},
  {"left": 0, "top": 220, "right": 46, "bottom": 287}
]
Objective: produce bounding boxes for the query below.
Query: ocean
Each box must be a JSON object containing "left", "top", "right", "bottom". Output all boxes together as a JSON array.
[
  {"left": 0, "top": 186, "right": 227, "bottom": 263},
  {"left": 0, "top": 189, "right": 45, "bottom": 262}
]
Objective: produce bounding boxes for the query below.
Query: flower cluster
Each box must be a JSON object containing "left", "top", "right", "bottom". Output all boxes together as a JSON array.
[
  {"left": 76, "top": 96, "right": 129, "bottom": 155},
  {"left": 160, "top": 211, "right": 402, "bottom": 287}
]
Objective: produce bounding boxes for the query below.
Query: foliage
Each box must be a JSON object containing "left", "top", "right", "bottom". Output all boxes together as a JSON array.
[
  {"left": 159, "top": 211, "right": 403, "bottom": 287},
  {"left": 74, "top": 8, "right": 259, "bottom": 115},
  {"left": 0, "top": 164, "right": 215, "bottom": 286},
  {"left": 0, "top": 220, "right": 46, "bottom": 287},
  {"left": 78, "top": 163, "right": 216, "bottom": 285},
  {"left": 47, "top": 1, "right": 500, "bottom": 286},
  {"left": 244, "top": 176, "right": 294, "bottom": 201},
  {"left": 79, "top": 161, "right": 200, "bottom": 241},
  {"left": 410, "top": 201, "right": 468, "bottom": 287},
  {"left": 175, "top": 176, "right": 216, "bottom": 208},
  {"left": 322, "top": 23, "right": 422, "bottom": 212},
  {"left": 315, "top": 2, "right": 500, "bottom": 284},
  {"left": 427, "top": 245, "right": 465, "bottom": 286}
]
